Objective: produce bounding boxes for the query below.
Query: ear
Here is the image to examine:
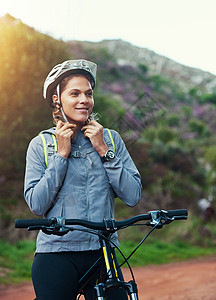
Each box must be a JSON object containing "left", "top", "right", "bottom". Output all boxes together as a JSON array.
[{"left": 52, "top": 95, "right": 61, "bottom": 108}]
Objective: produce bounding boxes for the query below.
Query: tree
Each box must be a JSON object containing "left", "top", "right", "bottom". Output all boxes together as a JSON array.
[{"left": 0, "top": 15, "right": 70, "bottom": 177}]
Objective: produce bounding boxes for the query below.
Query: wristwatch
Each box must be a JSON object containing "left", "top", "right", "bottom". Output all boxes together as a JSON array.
[{"left": 101, "top": 149, "right": 115, "bottom": 162}]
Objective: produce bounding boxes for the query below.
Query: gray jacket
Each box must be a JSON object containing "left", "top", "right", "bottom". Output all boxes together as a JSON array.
[{"left": 24, "top": 127, "right": 142, "bottom": 253}]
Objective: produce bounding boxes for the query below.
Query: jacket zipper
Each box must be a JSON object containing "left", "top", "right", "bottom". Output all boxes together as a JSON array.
[{"left": 84, "top": 159, "right": 92, "bottom": 248}]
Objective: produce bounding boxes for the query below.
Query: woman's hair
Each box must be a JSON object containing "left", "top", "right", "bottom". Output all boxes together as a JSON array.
[{"left": 52, "top": 73, "right": 93, "bottom": 99}]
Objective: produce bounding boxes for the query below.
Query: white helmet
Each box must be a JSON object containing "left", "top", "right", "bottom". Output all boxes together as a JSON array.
[{"left": 43, "top": 59, "right": 97, "bottom": 106}]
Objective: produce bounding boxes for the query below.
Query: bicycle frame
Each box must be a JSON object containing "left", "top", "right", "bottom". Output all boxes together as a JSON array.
[
  {"left": 76, "top": 230, "right": 138, "bottom": 299},
  {"left": 95, "top": 233, "right": 138, "bottom": 300}
]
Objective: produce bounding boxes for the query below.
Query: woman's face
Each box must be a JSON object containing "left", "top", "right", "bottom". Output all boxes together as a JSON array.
[{"left": 60, "top": 75, "right": 94, "bottom": 127}]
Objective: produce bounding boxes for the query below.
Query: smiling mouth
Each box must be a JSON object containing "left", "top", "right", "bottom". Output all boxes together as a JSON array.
[{"left": 75, "top": 108, "right": 89, "bottom": 111}]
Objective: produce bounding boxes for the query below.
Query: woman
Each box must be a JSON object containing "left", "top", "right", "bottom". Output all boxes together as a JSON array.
[{"left": 24, "top": 59, "right": 142, "bottom": 299}]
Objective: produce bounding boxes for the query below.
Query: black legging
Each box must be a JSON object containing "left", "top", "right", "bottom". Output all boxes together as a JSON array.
[{"left": 32, "top": 250, "right": 128, "bottom": 300}]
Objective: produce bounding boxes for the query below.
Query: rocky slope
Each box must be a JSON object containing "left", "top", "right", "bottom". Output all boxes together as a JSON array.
[{"left": 73, "top": 39, "right": 216, "bottom": 93}]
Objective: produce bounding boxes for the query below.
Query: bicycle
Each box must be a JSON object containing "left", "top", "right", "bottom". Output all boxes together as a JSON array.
[{"left": 15, "top": 209, "right": 188, "bottom": 299}]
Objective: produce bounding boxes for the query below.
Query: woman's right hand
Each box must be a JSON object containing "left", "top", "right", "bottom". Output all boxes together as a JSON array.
[{"left": 55, "top": 121, "right": 76, "bottom": 158}]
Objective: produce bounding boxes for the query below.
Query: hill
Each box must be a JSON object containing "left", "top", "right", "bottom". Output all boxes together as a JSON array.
[{"left": 68, "top": 39, "right": 216, "bottom": 93}]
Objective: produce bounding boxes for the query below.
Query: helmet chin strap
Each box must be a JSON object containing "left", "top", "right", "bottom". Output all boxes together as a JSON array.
[{"left": 56, "top": 84, "right": 69, "bottom": 123}]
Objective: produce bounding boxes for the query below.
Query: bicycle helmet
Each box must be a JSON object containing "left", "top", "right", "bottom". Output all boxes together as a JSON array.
[{"left": 43, "top": 59, "right": 97, "bottom": 106}]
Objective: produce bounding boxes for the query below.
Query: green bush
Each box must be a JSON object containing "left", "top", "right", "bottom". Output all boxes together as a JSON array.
[
  {"left": 138, "top": 63, "right": 148, "bottom": 74},
  {"left": 180, "top": 105, "right": 192, "bottom": 120},
  {"left": 188, "top": 119, "right": 210, "bottom": 137},
  {"left": 199, "top": 93, "right": 216, "bottom": 105},
  {"left": 167, "top": 113, "right": 180, "bottom": 126}
]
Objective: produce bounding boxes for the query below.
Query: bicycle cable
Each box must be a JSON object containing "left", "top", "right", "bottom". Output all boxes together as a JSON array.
[
  {"left": 119, "top": 221, "right": 160, "bottom": 267},
  {"left": 105, "top": 237, "right": 136, "bottom": 282},
  {"left": 58, "top": 224, "right": 137, "bottom": 281},
  {"left": 40, "top": 221, "right": 159, "bottom": 281}
]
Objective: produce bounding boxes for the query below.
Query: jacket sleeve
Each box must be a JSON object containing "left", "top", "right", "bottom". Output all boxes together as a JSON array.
[
  {"left": 103, "top": 130, "right": 142, "bottom": 207},
  {"left": 24, "top": 135, "right": 68, "bottom": 216}
]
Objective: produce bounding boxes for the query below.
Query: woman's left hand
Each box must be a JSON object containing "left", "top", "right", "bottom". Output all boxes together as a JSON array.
[{"left": 81, "top": 120, "right": 108, "bottom": 157}]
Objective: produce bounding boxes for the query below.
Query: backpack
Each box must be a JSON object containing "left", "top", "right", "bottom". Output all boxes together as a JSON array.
[{"left": 39, "top": 129, "right": 115, "bottom": 167}]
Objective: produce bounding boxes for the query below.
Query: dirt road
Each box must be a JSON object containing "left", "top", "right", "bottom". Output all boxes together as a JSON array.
[{"left": 1, "top": 257, "right": 216, "bottom": 300}]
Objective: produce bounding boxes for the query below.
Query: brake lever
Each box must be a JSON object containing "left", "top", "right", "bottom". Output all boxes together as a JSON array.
[
  {"left": 42, "top": 225, "right": 70, "bottom": 236},
  {"left": 147, "top": 210, "right": 174, "bottom": 228},
  {"left": 147, "top": 211, "right": 164, "bottom": 228},
  {"left": 28, "top": 224, "right": 70, "bottom": 236}
]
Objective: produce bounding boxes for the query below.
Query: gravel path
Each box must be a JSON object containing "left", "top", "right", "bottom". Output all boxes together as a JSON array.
[{"left": 1, "top": 256, "right": 216, "bottom": 300}]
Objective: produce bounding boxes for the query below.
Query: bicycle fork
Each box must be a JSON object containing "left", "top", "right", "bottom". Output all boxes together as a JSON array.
[
  {"left": 94, "top": 281, "right": 138, "bottom": 300},
  {"left": 94, "top": 238, "right": 139, "bottom": 300}
]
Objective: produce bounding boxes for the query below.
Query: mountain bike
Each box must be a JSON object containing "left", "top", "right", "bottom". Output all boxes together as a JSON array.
[{"left": 15, "top": 209, "right": 188, "bottom": 299}]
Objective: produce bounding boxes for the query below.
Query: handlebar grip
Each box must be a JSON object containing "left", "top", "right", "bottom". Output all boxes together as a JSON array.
[
  {"left": 166, "top": 209, "right": 188, "bottom": 218},
  {"left": 15, "top": 218, "right": 54, "bottom": 228}
]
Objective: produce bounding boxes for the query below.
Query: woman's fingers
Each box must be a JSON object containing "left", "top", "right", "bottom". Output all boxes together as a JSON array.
[
  {"left": 56, "top": 121, "right": 76, "bottom": 131},
  {"left": 55, "top": 122, "right": 77, "bottom": 158},
  {"left": 82, "top": 121, "right": 108, "bottom": 156}
]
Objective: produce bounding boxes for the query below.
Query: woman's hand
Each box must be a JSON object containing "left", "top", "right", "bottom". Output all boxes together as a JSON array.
[
  {"left": 55, "top": 121, "right": 77, "bottom": 158},
  {"left": 82, "top": 120, "right": 108, "bottom": 157}
]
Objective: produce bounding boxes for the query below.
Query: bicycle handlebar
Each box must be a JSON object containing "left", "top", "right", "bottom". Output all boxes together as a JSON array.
[{"left": 15, "top": 209, "right": 188, "bottom": 230}]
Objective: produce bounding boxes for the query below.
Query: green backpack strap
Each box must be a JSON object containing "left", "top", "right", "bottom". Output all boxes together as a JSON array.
[
  {"left": 105, "top": 129, "right": 115, "bottom": 153},
  {"left": 40, "top": 129, "right": 114, "bottom": 167},
  {"left": 51, "top": 134, "right": 58, "bottom": 151},
  {"left": 39, "top": 133, "right": 58, "bottom": 167}
]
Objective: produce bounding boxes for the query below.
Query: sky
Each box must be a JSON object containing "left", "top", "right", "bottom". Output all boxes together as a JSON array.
[{"left": 1, "top": 0, "right": 216, "bottom": 75}]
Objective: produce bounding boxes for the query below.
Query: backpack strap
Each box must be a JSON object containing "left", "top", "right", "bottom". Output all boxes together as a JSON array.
[
  {"left": 52, "top": 134, "right": 58, "bottom": 151},
  {"left": 39, "top": 129, "right": 115, "bottom": 167},
  {"left": 106, "top": 129, "right": 115, "bottom": 153},
  {"left": 39, "top": 133, "right": 58, "bottom": 167}
]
